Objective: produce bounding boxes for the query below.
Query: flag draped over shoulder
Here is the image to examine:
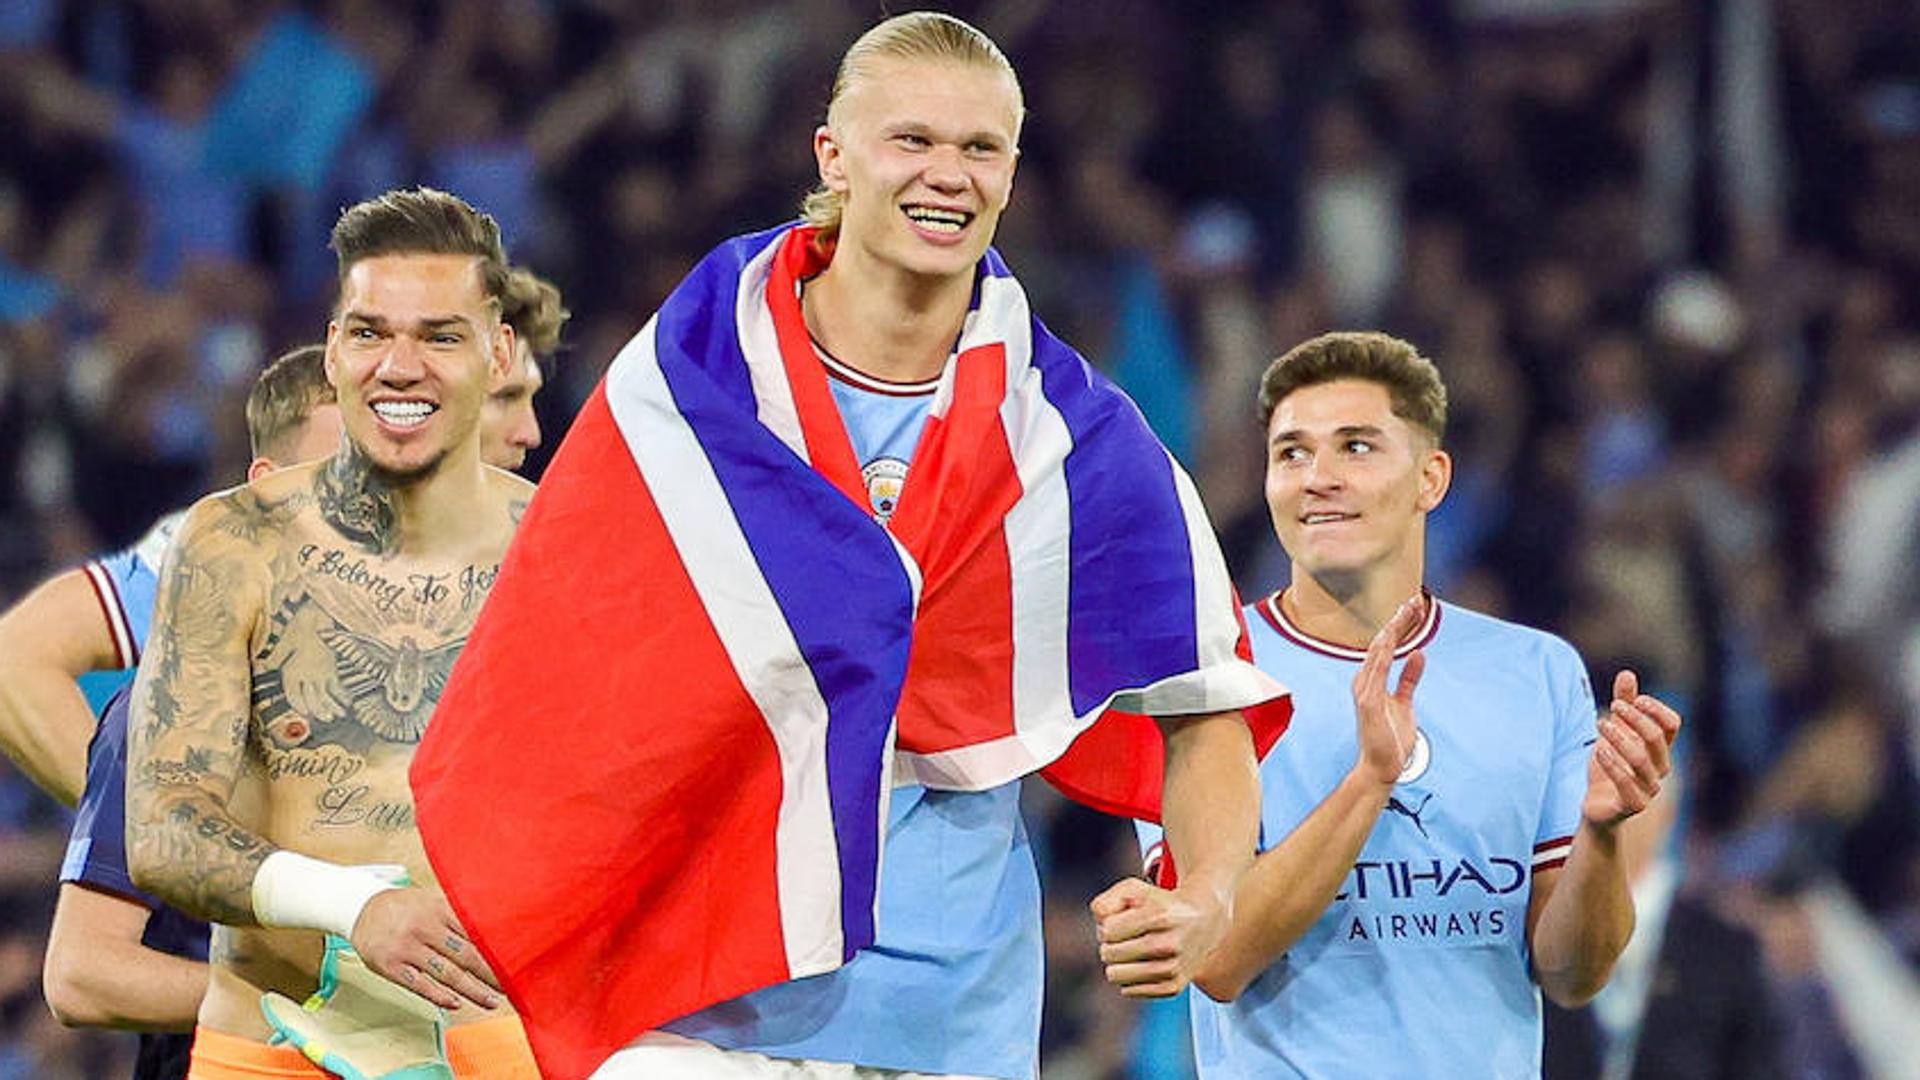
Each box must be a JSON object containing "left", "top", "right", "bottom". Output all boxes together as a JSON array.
[{"left": 411, "top": 226, "right": 1290, "bottom": 1079}]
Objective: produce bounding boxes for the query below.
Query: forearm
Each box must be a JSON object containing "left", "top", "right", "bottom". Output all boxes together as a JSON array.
[
  {"left": 1529, "top": 822, "right": 1634, "bottom": 1005},
  {"left": 1157, "top": 711, "right": 1260, "bottom": 905},
  {"left": 127, "top": 786, "right": 275, "bottom": 926},
  {"left": 0, "top": 669, "right": 92, "bottom": 806},
  {"left": 45, "top": 885, "right": 205, "bottom": 1031},
  {"left": 1198, "top": 767, "right": 1391, "bottom": 999}
]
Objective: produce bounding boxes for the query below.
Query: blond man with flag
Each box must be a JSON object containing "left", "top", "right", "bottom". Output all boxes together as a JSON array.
[{"left": 414, "top": 12, "right": 1291, "bottom": 1079}]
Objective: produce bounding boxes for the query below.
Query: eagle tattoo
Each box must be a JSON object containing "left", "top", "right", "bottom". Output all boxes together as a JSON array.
[{"left": 317, "top": 627, "right": 464, "bottom": 742}]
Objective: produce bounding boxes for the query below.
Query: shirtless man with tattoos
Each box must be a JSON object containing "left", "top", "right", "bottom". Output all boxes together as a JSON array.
[{"left": 125, "top": 187, "right": 540, "bottom": 1078}]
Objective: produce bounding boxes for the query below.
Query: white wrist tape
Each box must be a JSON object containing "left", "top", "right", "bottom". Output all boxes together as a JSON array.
[{"left": 252, "top": 852, "right": 406, "bottom": 938}]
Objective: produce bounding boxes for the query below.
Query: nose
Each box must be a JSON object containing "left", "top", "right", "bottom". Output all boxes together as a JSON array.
[
  {"left": 514, "top": 409, "right": 542, "bottom": 450},
  {"left": 1302, "top": 451, "right": 1343, "bottom": 492},
  {"left": 922, "top": 145, "right": 970, "bottom": 195},
  {"left": 375, "top": 338, "right": 425, "bottom": 384}
]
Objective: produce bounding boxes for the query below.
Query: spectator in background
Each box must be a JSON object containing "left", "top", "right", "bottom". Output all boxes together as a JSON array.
[{"left": 481, "top": 266, "right": 569, "bottom": 473}]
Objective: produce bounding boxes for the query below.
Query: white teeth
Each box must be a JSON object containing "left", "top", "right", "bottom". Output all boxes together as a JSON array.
[
  {"left": 905, "top": 207, "right": 968, "bottom": 232},
  {"left": 372, "top": 401, "right": 435, "bottom": 427},
  {"left": 1304, "top": 513, "right": 1350, "bottom": 524}
]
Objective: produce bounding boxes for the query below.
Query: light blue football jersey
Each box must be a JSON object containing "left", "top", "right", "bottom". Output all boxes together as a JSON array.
[
  {"left": 1142, "top": 592, "right": 1596, "bottom": 1080},
  {"left": 74, "top": 509, "right": 186, "bottom": 710},
  {"left": 665, "top": 353, "right": 1044, "bottom": 1079},
  {"left": 79, "top": 508, "right": 185, "bottom": 668}
]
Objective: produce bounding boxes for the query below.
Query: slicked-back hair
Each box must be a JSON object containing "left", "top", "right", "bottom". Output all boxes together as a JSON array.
[
  {"left": 247, "top": 345, "right": 336, "bottom": 460},
  {"left": 801, "top": 11, "right": 1023, "bottom": 238},
  {"left": 1258, "top": 331, "right": 1449, "bottom": 445},
  {"left": 329, "top": 187, "right": 509, "bottom": 309},
  {"left": 500, "top": 266, "right": 569, "bottom": 358}
]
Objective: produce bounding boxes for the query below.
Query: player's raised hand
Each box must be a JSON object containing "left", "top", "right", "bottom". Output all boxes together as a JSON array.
[
  {"left": 350, "top": 886, "right": 502, "bottom": 1011},
  {"left": 1090, "top": 876, "right": 1229, "bottom": 999},
  {"left": 1583, "top": 669, "right": 1682, "bottom": 828},
  {"left": 1352, "top": 596, "right": 1426, "bottom": 788}
]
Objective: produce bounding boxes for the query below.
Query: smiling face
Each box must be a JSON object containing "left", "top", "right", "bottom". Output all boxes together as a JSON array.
[
  {"left": 1265, "top": 378, "right": 1451, "bottom": 590},
  {"left": 814, "top": 55, "right": 1020, "bottom": 283},
  {"left": 325, "top": 253, "right": 511, "bottom": 484}
]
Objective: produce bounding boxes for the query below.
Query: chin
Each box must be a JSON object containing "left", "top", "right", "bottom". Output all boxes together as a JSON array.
[
  {"left": 884, "top": 232, "right": 988, "bottom": 277},
  {"left": 368, "top": 447, "right": 448, "bottom": 486}
]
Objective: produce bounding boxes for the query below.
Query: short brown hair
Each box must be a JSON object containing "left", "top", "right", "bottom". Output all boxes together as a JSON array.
[
  {"left": 329, "top": 187, "right": 509, "bottom": 307},
  {"left": 247, "top": 345, "right": 336, "bottom": 460},
  {"left": 499, "top": 266, "right": 569, "bottom": 358},
  {"left": 1257, "top": 331, "right": 1448, "bottom": 444}
]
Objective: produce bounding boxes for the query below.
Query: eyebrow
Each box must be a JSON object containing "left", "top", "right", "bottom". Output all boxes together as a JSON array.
[
  {"left": 1270, "top": 423, "right": 1388, "bottom": 446},
  {"left": 884, "top": 121, "right": 1009, "bottom": 146},
  {"left": 341, "top": 312, "right": 479, "bottom": 333}
]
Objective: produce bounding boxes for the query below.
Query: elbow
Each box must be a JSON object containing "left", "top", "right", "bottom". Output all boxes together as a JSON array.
[
  {"left": 1542, "top": 982, "right": 1601, "bottom": 1010},
  {"left": 42, "top": 954, "right": 107, "bottom": 1028},
  {"left": 1191, "top": 953, "right": 1255, "bottom": 1004},
  {"left": 1539, "top": 962, "right": 1615, "bottom": 1009},
  {"left": 123, "top": 816, "right": 175, "bottom": 900}
]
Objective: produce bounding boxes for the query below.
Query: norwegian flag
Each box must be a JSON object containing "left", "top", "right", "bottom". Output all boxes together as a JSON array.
[{"left": 412, "top": 226, "right": 1289, "bottom": 1079}]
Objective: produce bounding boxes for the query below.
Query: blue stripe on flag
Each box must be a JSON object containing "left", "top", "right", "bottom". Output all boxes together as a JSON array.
[
  {"left": 1031, "top": 322, "right": 1200, "bottom": 715},
  {"left": 654, "top": 244, "right": 913, "bottom": 958}
]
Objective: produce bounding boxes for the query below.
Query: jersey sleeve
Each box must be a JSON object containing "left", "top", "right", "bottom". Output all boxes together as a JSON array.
[
  {"left": 78, "top": 509, "right": 182, "bottom": 667},
  {"left": 60, "top": 687, "right": 162, "bottom": 909},
  {"left": 79, "top": 550, "right": 143, "bottom": 669},
  {"left": 1533, "top": 638, "right": 1598, "bottom": 873}
]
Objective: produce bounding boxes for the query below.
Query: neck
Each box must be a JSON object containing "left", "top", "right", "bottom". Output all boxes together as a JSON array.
[
  {"left": 1282, "top": 562, "right": 1427, "bottom": 650},
  {"left": 802, "top": 241, "right": 974, "bottom": 383},
  {"left": 316, "top": 443, "right": 487, "bottom": 557}
]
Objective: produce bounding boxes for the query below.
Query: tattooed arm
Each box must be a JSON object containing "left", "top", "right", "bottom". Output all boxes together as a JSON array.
[{"left": 125, "top": 494, "right": 278, "bottom": 925}]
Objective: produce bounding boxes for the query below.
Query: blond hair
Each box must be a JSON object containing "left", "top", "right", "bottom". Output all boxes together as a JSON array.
[
  {"left": 247, "top": 345, "right": 336, "bottom": 460},
  {"left": 800, "top": 11, "right": 1023, "bottom": 238},
  {"left": 500, "top": 266, "right": 569, "bottom": 358}
]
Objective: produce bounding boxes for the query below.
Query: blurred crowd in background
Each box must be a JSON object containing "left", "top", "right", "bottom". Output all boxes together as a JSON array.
[{"left": 3, "top": 0, "right": 1919, "bottom": 1076}]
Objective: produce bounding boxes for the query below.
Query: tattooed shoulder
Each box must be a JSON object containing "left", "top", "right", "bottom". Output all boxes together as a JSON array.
[{"left": 211, "top": 486, "right": 309, "bottom": 543}]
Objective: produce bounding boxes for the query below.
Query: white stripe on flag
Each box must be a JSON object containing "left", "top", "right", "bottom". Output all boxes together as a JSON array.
[
  {"left": 734, "top": 237, "right": 808, "bottom": 462},
  {"left": 992, "top": 277, "right": 1082, "bottom": 766},
  {"left": 894, "top": 278, "right": 1087, "bottom": 791},
  {"left": 604, "top": 320, "right": 847, "bottom": 978},
  {"left": 1116, "top": 455, "right": 1284, "bottom": 716}
]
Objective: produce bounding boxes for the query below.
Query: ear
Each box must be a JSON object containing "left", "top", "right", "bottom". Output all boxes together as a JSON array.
[
  {"left": 815, "top": 124, "right": 848, "bottom": 194},
  {"left": 1416, "top": 447, "right": 1452, "bottom": 513},
  {"left": 490, "top": 321, "right": 517, "bottom": 391},
  {"left": 246, "top": 457, "right": 276, "bottom": 483},
  {"left": 323, "top": 322, "right": 341, "bottom": 387}
]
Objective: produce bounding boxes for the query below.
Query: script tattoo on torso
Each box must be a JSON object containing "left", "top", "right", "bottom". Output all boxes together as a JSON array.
[
  {"left": 248, "top": 540, "right": 498, "bottom": 832},
  {"left": 125, "top": 451, "right": 525, "bottom": 952}
]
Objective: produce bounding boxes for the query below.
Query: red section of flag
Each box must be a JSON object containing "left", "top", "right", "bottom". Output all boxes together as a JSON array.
[
  {"left": 414, "top": 390, "right": 791, "bottom": 1080},
  {"left": 888, "top": 343, "right": 1020, "bottom": 754},
  {"left": 1040, "top": 694, "right": 1292, "bottom": 825}
]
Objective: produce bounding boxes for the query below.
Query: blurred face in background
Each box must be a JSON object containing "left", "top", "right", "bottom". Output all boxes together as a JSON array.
[{"left": 479, "top": 342, "right": 543, "bottom": 472}]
